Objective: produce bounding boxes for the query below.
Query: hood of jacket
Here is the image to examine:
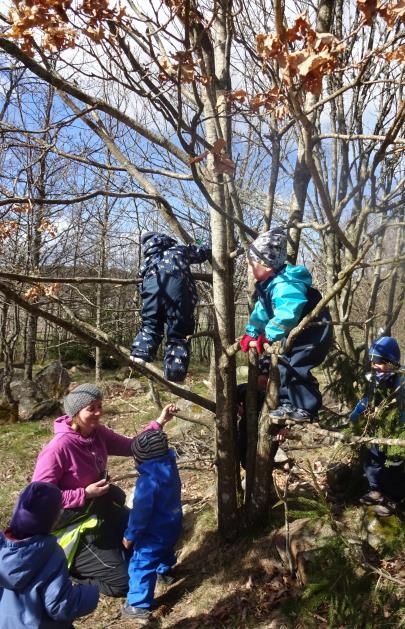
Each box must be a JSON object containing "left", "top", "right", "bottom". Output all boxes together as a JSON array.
[
  {"left": 143, "top": 234, "right": 177, "bottom": 259},
  {"left": 53, "top": 415, "right": 98, "bottom": 445},
  {"left": 137, "top": 448, "right": 177, "bottom": 483},
  {"left": 270, "top": 264, "right": 312, "bottom": 289},
  {"left": 0, "top": 532, "right": 56, "bottom": 590}
]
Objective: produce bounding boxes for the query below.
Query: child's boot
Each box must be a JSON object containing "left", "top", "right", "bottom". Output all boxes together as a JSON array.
[
  {"left": 156, "top": 569, "right": 176, "bottom": 585},
  {"left": 164, "top": 339, "right": 190, "bottom": 382},
  {"left": 288, "top": 408, "right": 314, "bottom": 423},
  {"left": 269, "top": 403, "right": 295, "bottom": 419},
  {"left": 121, "top": 603, "right": 151, "bottom": 624},
  {"left": 359, "top": 490, "right": 384, "bottom": 505}
]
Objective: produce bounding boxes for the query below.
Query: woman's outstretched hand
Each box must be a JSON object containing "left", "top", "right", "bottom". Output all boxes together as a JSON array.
[
  {"left": 157, "top": 403, "right": 179, "bottom": 426},
  {"left": 85, "top": 478, "right": 110, "bottom": 498}
]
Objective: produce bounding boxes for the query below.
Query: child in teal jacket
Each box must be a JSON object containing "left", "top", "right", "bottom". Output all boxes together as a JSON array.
[{"left": 240, "top": 228, "right": 332, "bottom": 422}]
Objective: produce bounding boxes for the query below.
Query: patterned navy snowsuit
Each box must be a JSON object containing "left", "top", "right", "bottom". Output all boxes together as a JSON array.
[{"left": 131, "top": 234, "right": 211, "bottom": 382}]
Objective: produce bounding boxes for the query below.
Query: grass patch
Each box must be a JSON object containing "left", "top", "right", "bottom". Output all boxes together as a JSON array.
[{"left": 0, "top": 419, "right": 53, "bottom": 528}]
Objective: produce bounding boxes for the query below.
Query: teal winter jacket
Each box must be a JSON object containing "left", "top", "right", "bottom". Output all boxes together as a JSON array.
[{"left": 245, "top": 265, "right": 312, "bottom": 341}]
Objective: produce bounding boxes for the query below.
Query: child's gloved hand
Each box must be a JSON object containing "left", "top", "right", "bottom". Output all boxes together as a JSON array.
[
  {"left": 256, "top": 335, "right": 271, "bottom": 354},
  {"left": 157, "top": 403, "right": 179, "bottom": 426},
  {"left": 240, "top": 334, "right": 258, "bottom": 352},
  {"left": 122, "top": 537, "right": 133, "bottom": 550},
  {"left": 261, "top": 338, "right": 286, "bottom": 355}
]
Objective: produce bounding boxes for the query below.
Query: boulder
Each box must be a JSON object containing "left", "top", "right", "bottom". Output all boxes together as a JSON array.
[
  {"left": 360, "top": 509, "right": 403, "bottom": 550},
  {"left": 10, "top": 379, "right": 46, "bottom": 421},
  {"left": 273, "top": 517, "right": 335, "bottom": 584},
  {"left": 34, "top": 361, "right": 70, "bottom": 398},
  {"left": 122, "top": 377, "right": 146, "bottom": 392},
  {"left": 9, "top": 376, "right": 63, "bottom": 422},
  {"left": 29, "top": 399, "right": 63, "bottom": 421}
]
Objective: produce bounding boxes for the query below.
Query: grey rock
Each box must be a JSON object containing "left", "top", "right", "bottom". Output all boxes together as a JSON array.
[
  {"left": 273, "top": 517, "right": 335, "bottom": 584},
  {"left": 274, "top": 447, "right": 288, "bottom": 464},
  {"left": 34, "top": 361, "right": 70, "bottom": 398},
  {"left": 122, "top": 378, "right": 145, "bottom": 391}
]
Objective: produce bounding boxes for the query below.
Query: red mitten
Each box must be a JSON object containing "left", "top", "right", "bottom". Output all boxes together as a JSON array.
[
  {"left": 256, "top": 334, "right": 271, "bottom": 354},
  {"left": 240, "top": 334, "right": 258, "bottom": 353}
]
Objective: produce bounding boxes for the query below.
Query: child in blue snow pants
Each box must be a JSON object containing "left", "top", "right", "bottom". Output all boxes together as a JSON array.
[{"left": 121, "top": 408, "right": 182, "bottom": 622}]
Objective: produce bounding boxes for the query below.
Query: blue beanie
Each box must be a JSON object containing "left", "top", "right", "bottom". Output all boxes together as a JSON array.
[
  {"left": 9, "top": 482, "right": 62, "bottom": 539},
  {"left": 368, "top": 337, "right": 400, "bottom": 366}
]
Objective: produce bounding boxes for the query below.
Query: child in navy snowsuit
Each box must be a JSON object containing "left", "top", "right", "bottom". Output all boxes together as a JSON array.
[
  {"left": 240, "top": 228, "right": 332, "bottom": 422},
  {"left": 130, "top": 232, "right": 211, "bottom": 382},
  {"left": 0, "top": 482, "right": 99, "bottom": 629},
  {"left": 350, "top": 336, "right": 405, "bottom": 516},
  {"left": 121, "top": 422, "right": 182, "bottom": 622}
]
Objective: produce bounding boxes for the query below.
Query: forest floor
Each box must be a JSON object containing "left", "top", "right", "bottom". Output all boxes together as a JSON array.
[{"left": 0, "top": 365, "right": 404, "bottom": 628}]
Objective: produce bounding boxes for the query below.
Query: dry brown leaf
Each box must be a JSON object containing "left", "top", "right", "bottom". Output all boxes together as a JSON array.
[
  {"left": 227, "top": 89, "right": 247, "bottom": 103},
  {"left": 286, "top": 12, "right": 314, "bottom": 43},
  {"left": 378, "top": 0, "right": 405, "bottom": 29},
  {"left": 0, "top": 220, "right": 18, "bottom": 240},
  {"left": 211, "top": 138, "right": 227, "bottom": 154},
  {"left": 357, "top": 0, "right": 378, "bottom": 25},
  {"left": 384, "top": 45, "right": 405, "bottom": 62},
  {"left": 295, "top": 49, "right": 336, "bottom": 77},
  {"left": 256, "top": 33, "right": 284, "bottom": 59},
  {"left": 213, "top": 154, "right": 235, "bottom": 175},
  {"left": 189, "top": 150, "right": 209, "bottom": 166}
]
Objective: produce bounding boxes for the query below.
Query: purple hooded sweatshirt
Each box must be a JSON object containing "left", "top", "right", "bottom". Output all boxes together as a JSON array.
[{"left": 32, "top": 416, "right": 133, "bottom": 509}]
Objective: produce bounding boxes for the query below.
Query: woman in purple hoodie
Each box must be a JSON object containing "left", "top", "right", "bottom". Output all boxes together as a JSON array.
[{"left": 32, "top": 383, "right": 172, "bottom": 598}]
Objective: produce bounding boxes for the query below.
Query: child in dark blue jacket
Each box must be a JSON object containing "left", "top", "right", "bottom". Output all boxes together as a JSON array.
[
  {"left": 121, "top": 417, "right": 182, "bottom": 622},
  {"left": 240, "top": 228, "right": 332, "bottom": 422},
  {"left": 0, "top": 481, "right": 99, "bottom": 629},
  {"left": 350, "top": 336, "right": 405, "bottom": 516},
  {"left": 130, "top": 232, "right": 211, "bottom": 382}
]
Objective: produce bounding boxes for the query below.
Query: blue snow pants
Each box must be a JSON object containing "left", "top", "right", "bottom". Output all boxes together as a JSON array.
[
  {"left": 127, "top": 543, "right": 176, "bottom": 608},
  {"left": 364, "top": 446, "right": 405, "bottom": 501},
  {"left": 278, "top": 317, "right": 332, "bottom": 415},
  {"left": 131, "top": 272, "right": 196, "bottom": 382}
]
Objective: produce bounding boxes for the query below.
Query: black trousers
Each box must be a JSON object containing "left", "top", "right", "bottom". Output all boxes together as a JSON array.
[
  {"left": 278, "top": 319, "right": 332, "bottom": 415},
  {"left": 131, "top": 272, "right": 196, "bottom": 381},
  {"left": 61, "top": 486, "right": 131, "bottom": 597},
  {"left": 364, "top": 446, "right": 405, "bottom": 501}
]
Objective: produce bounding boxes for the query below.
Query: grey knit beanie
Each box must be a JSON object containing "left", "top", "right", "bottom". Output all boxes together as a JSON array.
[
  {"left": 131, "top": 430, "right": 168, "bottom": 463},
  {"left": 248, "top": 228, "right": 287, "bottom": 271},
  {"left": 64, "top": 383, "right": 103, "bottom": 418}
]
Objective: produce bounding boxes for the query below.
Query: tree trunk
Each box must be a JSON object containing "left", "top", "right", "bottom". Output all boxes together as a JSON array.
[{"left": 249, "top": 354, "right": 280, "bottom": 522}]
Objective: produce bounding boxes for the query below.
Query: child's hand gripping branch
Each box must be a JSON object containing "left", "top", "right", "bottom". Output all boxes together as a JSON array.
[{"left": 240, "top": 334, "right": 285, "bottom": 355}]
